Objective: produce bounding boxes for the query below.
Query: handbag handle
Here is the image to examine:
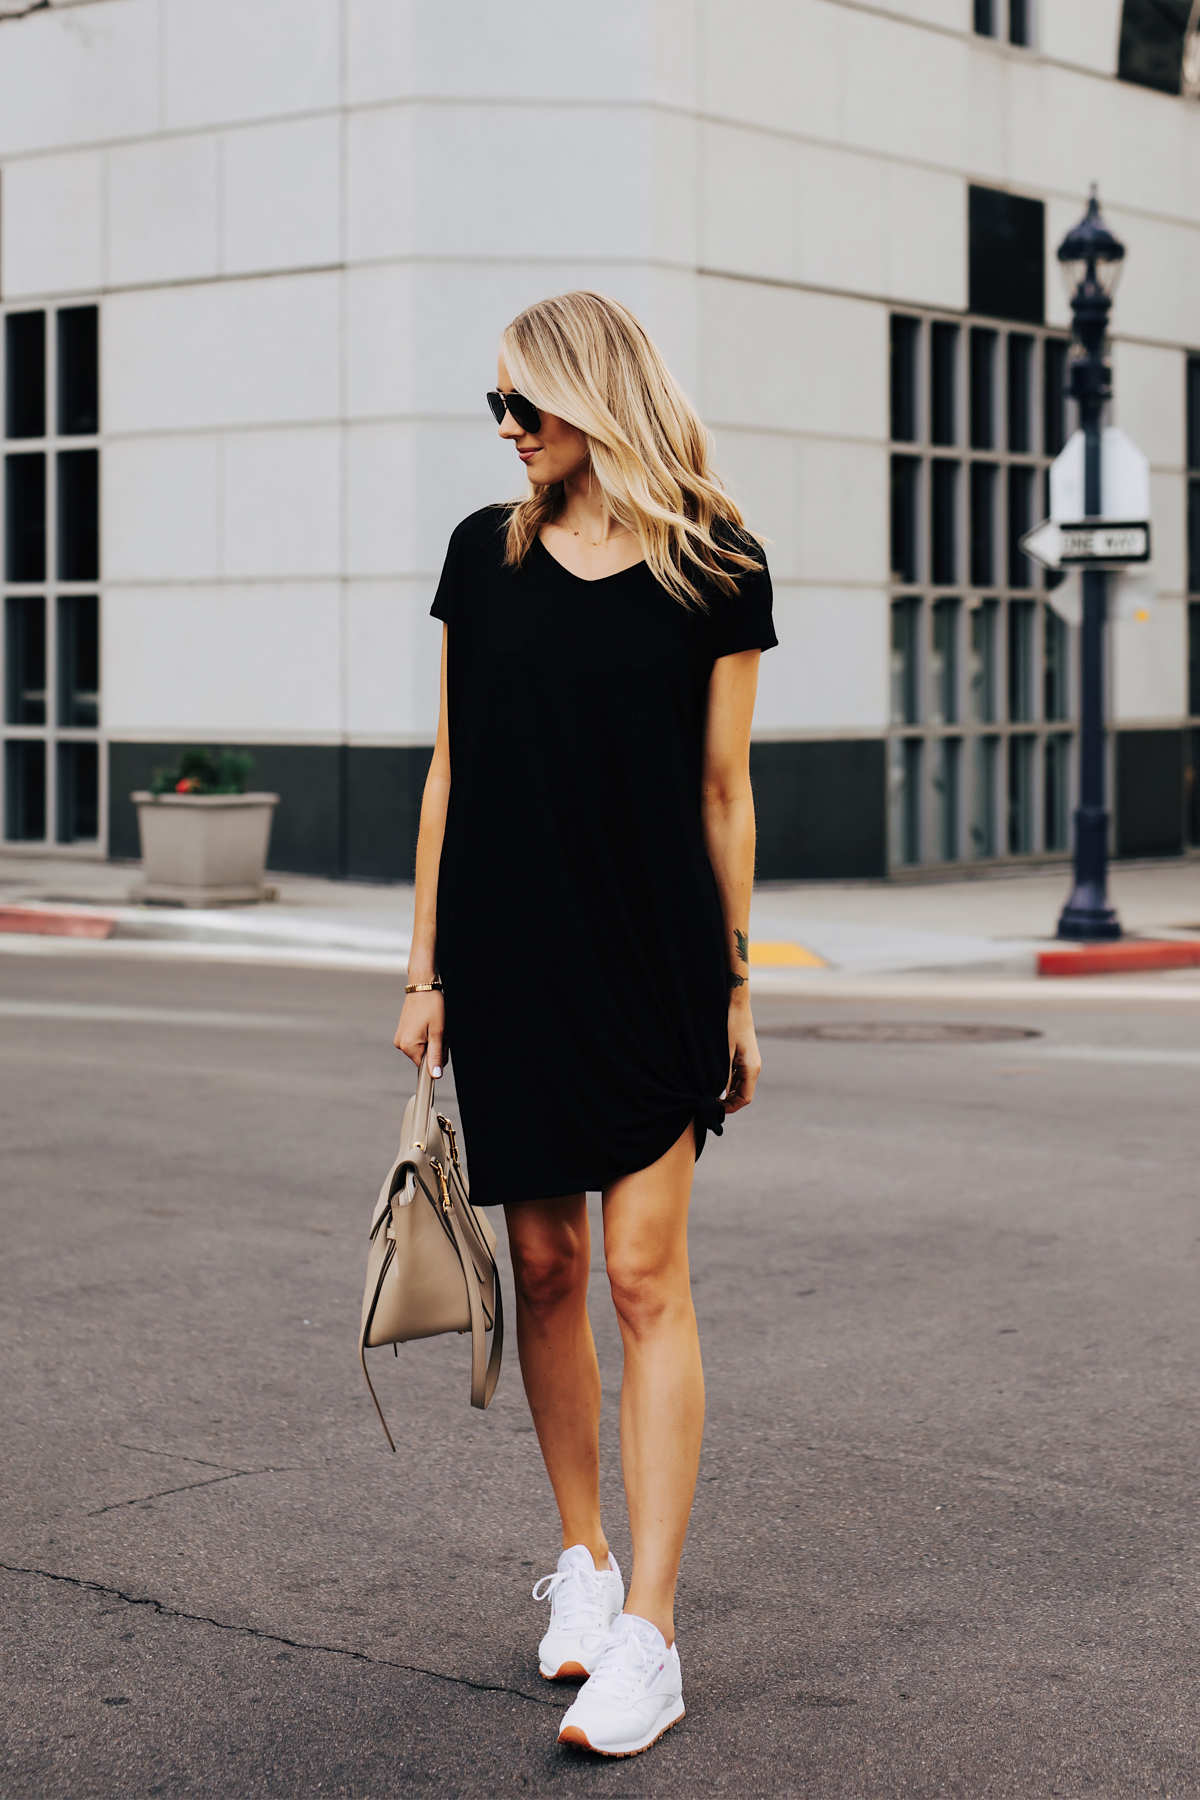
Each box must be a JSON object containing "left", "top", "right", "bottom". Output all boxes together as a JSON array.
[{"left": 407, "top": 1052, "right": 438, "bottom": 1154}]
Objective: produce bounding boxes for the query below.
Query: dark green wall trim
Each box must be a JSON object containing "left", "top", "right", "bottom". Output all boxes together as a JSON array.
[
  {"left": 108, "top": 742, "right": 433, "bottom": 881},
  {"left": 345, "top": 745, "right": 433, "bottom": 881},
  {"left": 110, "top": 737, "right": 884, "bottom": 883},
  {"left": 1115, "top": 728, "right": 1185, "bottom": 860},
  {"left": 751, "top": 738, "right": 887, "bottom": 880}
]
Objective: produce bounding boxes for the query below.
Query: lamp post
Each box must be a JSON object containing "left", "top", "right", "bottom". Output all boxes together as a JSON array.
[{"left": 1055, "top": 188, "right": 1126, "bottom": 942}]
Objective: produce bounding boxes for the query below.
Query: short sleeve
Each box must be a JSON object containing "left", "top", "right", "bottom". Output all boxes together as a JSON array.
[
  {"left": 708, "top": 549, "right": 778, "bottom": 660},
  {"left": 429, "top": 529, "right": 460, "bottom": 625}
]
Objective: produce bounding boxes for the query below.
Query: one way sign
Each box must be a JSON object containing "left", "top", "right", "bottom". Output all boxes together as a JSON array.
[{"left": 1020, "top": 518, "right": 1152, "bottom": 570}]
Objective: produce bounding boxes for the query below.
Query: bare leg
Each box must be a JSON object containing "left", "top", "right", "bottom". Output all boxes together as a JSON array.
[
  {"left": 505, "top": 1195, "right": 609, "bottom": 1569},
  {"left": 602, "top": 1124, "right": 703, "bottom": 1645}
]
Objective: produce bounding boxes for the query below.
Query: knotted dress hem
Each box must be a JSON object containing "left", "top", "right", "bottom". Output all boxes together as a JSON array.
[{"left": 475, "top": 1100, "right": 725, "bottom": 1207}]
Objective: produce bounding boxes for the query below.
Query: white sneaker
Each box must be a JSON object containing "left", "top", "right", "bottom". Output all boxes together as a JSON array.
[
  {"left": 533, "top": 1545, "right": 624, "bottom": 1680},
  {"left": 557, "top": 1613, "right": 684, "bottom": 1757}
]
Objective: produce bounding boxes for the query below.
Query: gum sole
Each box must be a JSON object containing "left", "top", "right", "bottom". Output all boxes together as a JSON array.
[
  {"left": 558, "top": 1708, "right": 684, "bottom": 1759},
  {"left": 541, "top": 1662, "right": 588, "bottom": 1681}
]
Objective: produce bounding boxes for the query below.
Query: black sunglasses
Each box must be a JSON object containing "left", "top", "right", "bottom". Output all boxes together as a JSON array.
[{"left": 486, "top": 389, "right": 541, "bottom": 434}]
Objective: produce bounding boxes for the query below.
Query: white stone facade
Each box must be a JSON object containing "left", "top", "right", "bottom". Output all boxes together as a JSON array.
[{"left": 0, "top": 0, "right": 1197, "bottom": 873}]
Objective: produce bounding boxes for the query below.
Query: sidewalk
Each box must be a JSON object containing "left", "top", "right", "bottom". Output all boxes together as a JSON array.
[
  {"left": 0, "top": 853, "right": 416, "bottom": 972},
  {"left": 2, "top": 851, "right": 1200, "bottom": 998}
]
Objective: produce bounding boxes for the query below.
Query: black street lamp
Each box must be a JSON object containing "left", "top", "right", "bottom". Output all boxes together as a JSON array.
[{"left": 1055, "top": 188, "right": 1126, "bottom": 942}]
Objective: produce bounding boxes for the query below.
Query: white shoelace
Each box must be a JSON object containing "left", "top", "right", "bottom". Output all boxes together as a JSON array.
[
  {"left": 585, "top": 1628, "right": 661, "bottom": 1702},
  {"left": 532, "top": 1563, "right": 609, "bottom": 1634}
]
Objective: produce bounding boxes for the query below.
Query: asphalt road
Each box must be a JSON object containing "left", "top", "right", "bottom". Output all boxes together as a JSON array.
[{"left": 2, "top": 950, "right": 1200, "bottom": 1798}]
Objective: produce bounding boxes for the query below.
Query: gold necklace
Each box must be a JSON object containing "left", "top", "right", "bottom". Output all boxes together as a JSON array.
[{"left": 565, "top": 521, "right": 629, "bottom": 548}]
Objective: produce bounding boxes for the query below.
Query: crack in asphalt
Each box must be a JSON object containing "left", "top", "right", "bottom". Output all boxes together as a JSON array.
[
  {"left": 0, "top": 1563, "right": 559, "bottom": 1708},
  {"left": 88, "top": 1471, "right": 262, "bottom": 1515},
  {"left": 117, "top": 1443, "right": 244, "bottom": 1472}
]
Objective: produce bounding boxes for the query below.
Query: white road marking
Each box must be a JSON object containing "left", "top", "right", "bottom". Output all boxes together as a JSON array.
[
  {"left": 0, "top": 1000, "right": 313, "bottom": 1030},
  {"left": 748, "top": 971, "right": 1200, "bottom": 1004},
  {"left": 1036, "top": 1044, "right": 1200, "bottom": 1068},
  {"left": 0, "top": 933, "right": 406, "bottom": 973}
]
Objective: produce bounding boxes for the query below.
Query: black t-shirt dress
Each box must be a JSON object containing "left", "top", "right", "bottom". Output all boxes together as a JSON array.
[{"left": 430, "top": 505, "right": 777, "bottom": 1206}]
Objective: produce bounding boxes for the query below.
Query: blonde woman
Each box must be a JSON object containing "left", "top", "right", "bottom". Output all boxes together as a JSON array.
[{"left": 395, "top": 291, "right": 775, "bottom": 1759}]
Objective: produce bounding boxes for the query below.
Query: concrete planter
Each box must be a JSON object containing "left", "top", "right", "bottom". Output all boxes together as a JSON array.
[{"left": 131, "top": 791, "right": 280, "bottom": 907}]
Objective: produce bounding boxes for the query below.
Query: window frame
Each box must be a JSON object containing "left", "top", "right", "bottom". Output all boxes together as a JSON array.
[
  {"left": 2, "top": 300, "right": 104, "bottom": 856},
  {"left": 973, "top": 0, "right": 1035, "bottom": 48},
  {"left": 888, "top": 307, "right": 1075, "bottom": 873},
  {"left": 1186, "top": 355, "right": 1200, "bottom": 850}
]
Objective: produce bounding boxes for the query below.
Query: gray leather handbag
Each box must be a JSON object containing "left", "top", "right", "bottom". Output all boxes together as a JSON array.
[{"left": 359, "top": 1055, "right": 503, "bottom": 1449}]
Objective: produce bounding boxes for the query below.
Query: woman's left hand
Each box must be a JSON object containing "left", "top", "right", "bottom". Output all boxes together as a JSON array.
[{"left": 723, "top": 995, "right": 761, "bottom": 1113}]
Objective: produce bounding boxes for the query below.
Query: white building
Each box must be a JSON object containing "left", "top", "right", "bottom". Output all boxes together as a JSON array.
[{"left": 1, "top": 0, "right": 1198, "bottom": 880}]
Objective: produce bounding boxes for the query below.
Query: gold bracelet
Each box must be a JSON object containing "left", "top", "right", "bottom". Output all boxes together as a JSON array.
[{"left": 405, "top": 979, "right": 443, "bottom": 994}]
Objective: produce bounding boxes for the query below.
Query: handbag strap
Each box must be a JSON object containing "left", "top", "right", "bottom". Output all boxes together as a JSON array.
[
  {"left": 436, "top": 1164, "right": 504, "bottom": 1408},
  {"left": 358, "top": 1242, "right": 399, "bottom": 1452}
]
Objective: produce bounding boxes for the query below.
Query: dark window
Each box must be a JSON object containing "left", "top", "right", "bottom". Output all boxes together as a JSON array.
[
  {"left": 935, "top": 736, "right": 961, "bottom": 861},
  {"left": 1187, "top": 357, "right": 1200, "bottom": 470},
  {"left": 5, "top": 595, "right": 46, "bottom": 725},
  {"left": 969, "top": 601, "right": 999, "bottom": 724},
  {"left": 972, "top": 734, "right": 999, "bottom": 855},
  {"left": 1009, "top": 0, "right": 1031, "bottom": 45},
  {"left": 891, "top": 455, "right": 920, "bottom": 584},
  {"left": 56, "top": 740, "right": 98, "bottom": 842},
  {"left": 1008, "top": 600, "right": 1035, "bottom": 722},
  {"left": 900, "top": 737, "right": 922, "bottom": 863},
  {"left": 970, "top": 328, "right": 996, "bottom": 449},
  {"left": 974, "top": 0, "right": 995, "bottom": 34},
  {"left": 1007, "top": 464, "right": 1035, "bottom": 587},
  {"left": 969, "top": 186, "right": 1045, "bottom": 325},
  {"left": 1044, "top": 607, "right": 1069, "bottom": 721},
  {"left": 5, "top": 313, "right": 45, "bottom": 440},
  {"left": 932, "top": 598, "right": 960, "bottom": 725},
  {"left": 57, "top": 307, "right": 99, "bottom": 437},
  {"left": 57, "top": 450, "right": 99, "bottom": 580},
  {"left": 4, "top": 737, "right": 45, "bottom": 840},
  {"left": 58, "top": 594, "right": 99, "bottom": 727},
  {"left": 1188, "top": 728, "right": 1200, "bottom": 846},
  {"left": 1043, "top": 339, "right": 1069, "bottom": 456},
  {"left": 1007, "top": 733, "right": 1035, "bottom": 852},
  {"left": 1045, "top": 734, "right": 1071, "bottom": 851},
  {"left": 1117, "top": 0, "right": 1190, "bottom": 95},
  {"left": 4, "top": 306, "right": 102, "bottom": 851},
  {"left": 1189, "top": 602, "right": 1200, "bottom": 714},
  {"left": 970, "top": 462, "right": 996, "bottom": 586},
  {"left": 5, "top": 453, "right": 46, "bottom": 582},
  {"left": 1189, "top": 478, "right": 1200, "bottom": 595},
  {"left": 931, "top": 459, "right": 959, "bottom": 585},
  {"left": 1007, "top": 334, "right": 1033, "bottom": 453},
  {"left": 931, "top": 322, "right": 958, "bottom": 446},
  {"left": 887, "top": 312, "right": 1077, "bottom": 872},
  {"left": 891, "top": 598, "right": 921, "bottom": 725},
  {"left": 890, "top": 316, "right": 919, "bottom": 442}
]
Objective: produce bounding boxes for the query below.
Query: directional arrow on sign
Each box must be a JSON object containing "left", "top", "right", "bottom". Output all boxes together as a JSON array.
[
  {"left": 1021, "top": 520, "right": 1066, "bottom": 568},
  {"left": 1020, "top": 518, "right": 1151, "bottom": 570}
]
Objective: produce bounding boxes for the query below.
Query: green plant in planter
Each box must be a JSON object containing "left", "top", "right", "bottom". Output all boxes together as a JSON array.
[{"left": 150, "top": 748, "right": 255, "bottom": 797}]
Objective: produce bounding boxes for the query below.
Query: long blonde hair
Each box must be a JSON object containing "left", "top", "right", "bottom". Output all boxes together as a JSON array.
[{"left": 500, "top": 291, "right": 759, "bottom": 607}]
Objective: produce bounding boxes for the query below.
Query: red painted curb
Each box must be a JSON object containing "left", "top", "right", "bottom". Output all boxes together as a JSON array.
[
  {"left": 0, "top": 907, "right": 116, "bottom": 940},
  {"left": 1038, "top": 941, "right": 1200, "bottom": 977}
]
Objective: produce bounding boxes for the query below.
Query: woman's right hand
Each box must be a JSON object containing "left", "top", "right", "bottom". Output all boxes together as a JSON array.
[{"left": 394, "top": 989, "right": 446, "bottom": 1077}]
